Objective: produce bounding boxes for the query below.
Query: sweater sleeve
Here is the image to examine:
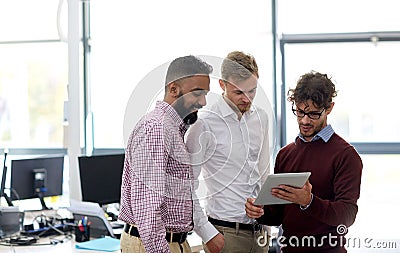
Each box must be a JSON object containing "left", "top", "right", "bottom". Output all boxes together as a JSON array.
[{"left": 303, "top": 145, "right": 363, "bottom": 227}]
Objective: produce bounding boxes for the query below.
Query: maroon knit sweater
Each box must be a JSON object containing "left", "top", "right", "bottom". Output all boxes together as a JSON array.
[{"left": 258, "top": 133, "right": 363, "bottom": 253}]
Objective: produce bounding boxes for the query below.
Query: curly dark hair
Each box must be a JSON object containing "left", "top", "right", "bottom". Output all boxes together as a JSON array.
[{"left": 287, "top": 71, "right": 337, "bottom": 109}]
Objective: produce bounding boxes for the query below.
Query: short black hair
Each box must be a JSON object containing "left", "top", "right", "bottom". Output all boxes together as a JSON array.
[{"left": 165, "top": 55, "right": 213, "bottom": 85}]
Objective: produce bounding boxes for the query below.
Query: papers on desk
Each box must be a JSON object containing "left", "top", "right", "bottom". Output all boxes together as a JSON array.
[
  {"left": 75, "top": 237, "right": 120, "bottom": 252},
  {"left": 68, "top": 199, "right": 105, "bottom": 216}
]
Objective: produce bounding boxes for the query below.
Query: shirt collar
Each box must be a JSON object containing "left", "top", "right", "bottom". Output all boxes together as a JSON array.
[
  {"left": 298, "top": 124, "right": 334, "bottom": 143},
  {"left": 217, "top": 96, "right": 254, "bottom": 119},
  {"left": 156, "top": 101, "right": 188, "bottom": 131}
]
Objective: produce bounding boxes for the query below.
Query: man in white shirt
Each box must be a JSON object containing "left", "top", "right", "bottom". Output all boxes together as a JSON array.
[{"left": 186, "top": 51, "right": 271, "bottom": 253}]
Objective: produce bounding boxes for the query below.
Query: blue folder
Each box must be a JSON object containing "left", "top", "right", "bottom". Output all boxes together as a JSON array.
[{"left": 75, "top": 237, "right": 120, "bottom": 252}]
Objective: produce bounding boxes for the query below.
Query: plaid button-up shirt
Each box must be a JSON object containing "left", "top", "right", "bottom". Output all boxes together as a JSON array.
[{"left": 119, "top": 101, "right": 194, "bottom": 253}]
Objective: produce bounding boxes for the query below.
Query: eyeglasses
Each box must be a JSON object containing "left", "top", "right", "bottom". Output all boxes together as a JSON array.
[{"left": 292, "top": 105, "right": 325, "bottom": 120}]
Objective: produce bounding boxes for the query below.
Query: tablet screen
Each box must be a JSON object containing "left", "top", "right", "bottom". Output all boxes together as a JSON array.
[{"left": 254, "top": 172, "right": 311, "bottom": 205}]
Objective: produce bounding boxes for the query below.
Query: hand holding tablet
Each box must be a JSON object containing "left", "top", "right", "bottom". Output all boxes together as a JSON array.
[{"left": 254, "top": 172, "right": 311, "bottom": 205}]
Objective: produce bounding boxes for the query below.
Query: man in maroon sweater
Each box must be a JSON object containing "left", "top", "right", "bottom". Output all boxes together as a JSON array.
[{"left": 245, "top": 71, "right": 363, "bottom": 253}]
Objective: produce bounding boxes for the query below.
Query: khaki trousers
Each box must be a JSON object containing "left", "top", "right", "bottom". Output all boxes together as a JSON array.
[
  {"left": 120, "top": 231, "right": 192, "bottom": 253},
  {"left": 203, "top": 224, "right": 270, "bottom": 253}
]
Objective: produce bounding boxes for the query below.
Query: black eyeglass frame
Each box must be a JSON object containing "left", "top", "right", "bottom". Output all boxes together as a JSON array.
[{"left": 291, "top": 105, "right": 325, "bottom": 120}]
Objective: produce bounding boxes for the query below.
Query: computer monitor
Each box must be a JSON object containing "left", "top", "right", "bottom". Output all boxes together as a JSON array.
[
  {"left": 10, "top": 155, "right": 64, "bottom": 210},
  {"left": 78, "top": 153, "right": 124, "bottom": 206},
  {"left": 1, "top": 151, "right": 13, "bottom": 206}
]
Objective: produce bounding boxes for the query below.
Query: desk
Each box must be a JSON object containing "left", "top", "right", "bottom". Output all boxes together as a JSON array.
[
  {"left": 0, "top": 233, "right": 203, "bottom": 253},
  {"left": 0, "top": 236, "right": 120, "bottom": 253},
  {"left": 1, "top": 208, "right": 203, "bottom": 253}
]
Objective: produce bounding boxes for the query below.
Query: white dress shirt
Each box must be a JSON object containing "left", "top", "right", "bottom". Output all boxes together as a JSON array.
[{"left": 186, "top": 96, "right": 271, "bottom": 243}]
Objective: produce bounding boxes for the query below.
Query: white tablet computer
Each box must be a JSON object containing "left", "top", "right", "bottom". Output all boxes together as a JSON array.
[{"left": 254, "top": 172, "right": 311, "bottom": 205}]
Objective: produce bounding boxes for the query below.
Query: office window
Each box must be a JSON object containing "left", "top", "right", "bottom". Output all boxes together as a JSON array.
[
  {"left": 89, "top": 0, "right": 274, "bottom": 148},
  {"left": 0, "top": 0, "right": 63, "bottom": 41},
  {"left": 283, "top": 41, "right": 400, "bottom": 144},
  {"left": 278, "top": 0, "right": 400, "bottom": 34},
  {"left": 0, "top": 1, "right": 68, "bottom": 149},
  {"left": 277, "top": 1, "right": 400, "bottom": 249},
  {"left": 348, "top": 154, "right": 400, "bottom": 245}
]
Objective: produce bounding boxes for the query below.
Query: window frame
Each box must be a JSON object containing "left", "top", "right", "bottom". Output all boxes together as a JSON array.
[{"left": 278, "top": 31, "right": 400, "bottom": 154}]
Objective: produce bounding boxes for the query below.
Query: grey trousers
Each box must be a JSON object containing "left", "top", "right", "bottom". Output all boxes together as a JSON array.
[
  {"left": 203, "top": 224, "right": 270, "bottom": 253},
  {"left": 120, "top": 231, "right": 193, "bottom": 253}
]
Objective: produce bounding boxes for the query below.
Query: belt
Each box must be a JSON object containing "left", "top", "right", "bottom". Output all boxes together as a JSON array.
[
  {"left": 124, "top": 224, "right": 188, "bottom": 244},
  {"left": 208, "top": 217, "right": 262, "bottom": 232}
]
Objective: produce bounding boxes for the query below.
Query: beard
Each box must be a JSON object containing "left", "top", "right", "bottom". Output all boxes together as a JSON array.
[
  {"left": 238, "top": 103, "right": 251, "bottom": 114},
  {"left": 173, "top": 93, "right": 200, "bottom": 125},
  {"left": 299, "top": 120, "right": 325, "bottom": 139},
  {"left": 183, "top": 111, "right": 198, "bottom": 125}
]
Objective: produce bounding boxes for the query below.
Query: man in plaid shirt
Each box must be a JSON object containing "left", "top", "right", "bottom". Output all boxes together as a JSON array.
[{"left": 119, "top": 55, "right": 213, "bottom": 253}]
